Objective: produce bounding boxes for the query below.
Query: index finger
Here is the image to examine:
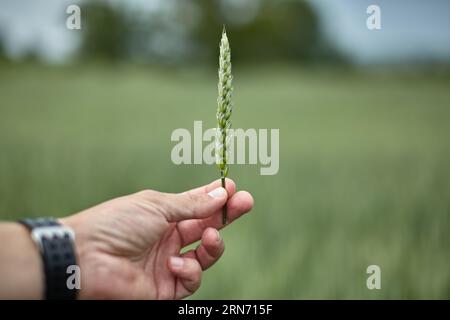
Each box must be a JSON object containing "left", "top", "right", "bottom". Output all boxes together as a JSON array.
[{"left": 177, "top": 190, "right": 253, "bottom": 246}]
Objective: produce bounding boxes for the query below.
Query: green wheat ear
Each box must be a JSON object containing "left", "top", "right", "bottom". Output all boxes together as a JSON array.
[{"left": 216, "top": 26, "right": 233, "bottom": 225}]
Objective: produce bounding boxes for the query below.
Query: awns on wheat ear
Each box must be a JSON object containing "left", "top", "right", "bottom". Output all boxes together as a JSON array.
[{"left": 216, "top": 26, "right": 233, "bottom": 225}]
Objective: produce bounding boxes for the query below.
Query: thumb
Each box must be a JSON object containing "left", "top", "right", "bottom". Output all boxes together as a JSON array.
[{"left": 162, "top": 187, "right": 228, "bottom": 222}]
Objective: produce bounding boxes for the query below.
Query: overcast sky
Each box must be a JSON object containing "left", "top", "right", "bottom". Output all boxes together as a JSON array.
[
  {"left": 0, "top": 0, "right": 449, "bottom": 64},
  {"left": 311, "top": 0, "right": 450, "bottom": 64}
]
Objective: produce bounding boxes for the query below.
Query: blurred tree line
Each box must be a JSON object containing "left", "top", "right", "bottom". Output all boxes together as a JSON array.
[
  {"left": 0, "top": 33, "right": 7, "bottom": 63},
  {"left": 81, "top": 0, "right": 345, "bottom": 65}
]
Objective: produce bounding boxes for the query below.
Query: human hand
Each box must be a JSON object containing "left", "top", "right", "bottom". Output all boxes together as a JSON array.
[{"left": 60, "top": 179, "right": 253, "bottom": 299}]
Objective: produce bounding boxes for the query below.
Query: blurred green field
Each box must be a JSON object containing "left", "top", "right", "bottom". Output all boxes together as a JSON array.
[{"left": 0, "top": 63, "right": 449, "bottom": 299}]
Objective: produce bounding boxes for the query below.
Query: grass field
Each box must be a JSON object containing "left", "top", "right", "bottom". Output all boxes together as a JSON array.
[{"left": 0, "top": 62, "right": 449, "bottom": 299}]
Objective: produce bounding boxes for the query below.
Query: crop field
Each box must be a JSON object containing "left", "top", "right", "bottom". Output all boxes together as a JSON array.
[{"left": 0, "top": 63, "right": 449, "bottom": 298}]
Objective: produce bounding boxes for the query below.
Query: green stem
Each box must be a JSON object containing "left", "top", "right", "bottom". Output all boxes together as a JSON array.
[
  {"left": 221, "top": 172, "right": 227, "bottom": 225},
  {"left": 221, "top": 119, "right": 228, "bottom": 225}
]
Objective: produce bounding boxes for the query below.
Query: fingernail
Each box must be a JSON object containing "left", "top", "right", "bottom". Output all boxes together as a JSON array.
[
  {"left": 170, "top": 257, "right": 184, "bottom": 269},
  {"left": 208, "top": 187, "right": 227, "bottom": 199},
  {"left": 214, "top": 229, "right": 221, "bottom": 242}
]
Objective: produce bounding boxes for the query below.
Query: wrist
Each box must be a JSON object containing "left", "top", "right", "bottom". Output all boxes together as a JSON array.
[
  {"left": 58, "top": 214, "right": 96, "bottom": 299},
  {"left": 18, "top": 218, "right": 79, "bottom": 299},
  {"left": 0, "top": 223, "right": 43, "bottom": 299}
]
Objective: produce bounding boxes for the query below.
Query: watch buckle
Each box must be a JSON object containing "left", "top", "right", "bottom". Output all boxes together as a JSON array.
[{"left": 31, "top": 226, "right": 75, "bottom": 252}]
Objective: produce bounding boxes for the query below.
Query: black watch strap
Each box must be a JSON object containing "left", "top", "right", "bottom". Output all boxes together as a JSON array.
[{"left": 19, "top": 218, "right": 78, "bottom": 300}]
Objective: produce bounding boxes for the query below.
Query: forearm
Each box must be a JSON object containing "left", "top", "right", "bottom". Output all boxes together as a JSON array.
[{"left": 0, "top": 223, "right": 43, "bottom": 299}]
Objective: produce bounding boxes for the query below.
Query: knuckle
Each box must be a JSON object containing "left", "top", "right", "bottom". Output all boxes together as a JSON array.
[
  {"left": 137, "top": 189, "right": 159, "bottom": 200},
  {"left": 182, "top": 191, "right": 199, "bottom": 217},
  {"left": 134, "top": 189, "right": 170, "bottom": 221},
  {"left": 193, "top": 269, "right": 202, "bottom": 288},
  {"left": 184, "top": 260, "right": 202, "bottom": 293},
  {"left": 190, "top": 258, "right": 202, "bottom": 275},
  {"left": 218, "top": 242, "right": 225, "bottom": 256}
]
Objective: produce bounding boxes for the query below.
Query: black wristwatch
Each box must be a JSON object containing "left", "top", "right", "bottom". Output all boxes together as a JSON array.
[{"left": 19, "top": 217, "right": 79, "bottom": 300}]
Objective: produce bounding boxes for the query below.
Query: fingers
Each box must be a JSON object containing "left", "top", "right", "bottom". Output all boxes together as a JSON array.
[
  {"left": 182, "top": 227, "right": 225, "bottom": 270},
  {"left": 203, "top": 190, "right": 253, "bottom": 229},
  {"left": 168, "top": 257, "right": 202, "bottom": 299},
  {"left": 206, "top": 190, "right": 253, "bottom": 226},
  {"left": 168, "top": 228, "right": 224, "bottom": 299},
  {"left": 177, "top": 190, "right": 253, "bottom": 246},
  {"left": 153, "top": 179, "right": 236, "bottom": 222}
]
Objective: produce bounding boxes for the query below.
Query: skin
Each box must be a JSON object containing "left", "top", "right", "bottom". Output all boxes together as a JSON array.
[{"left": 0, "top": 178, "right": 253, "bottom": 299}]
